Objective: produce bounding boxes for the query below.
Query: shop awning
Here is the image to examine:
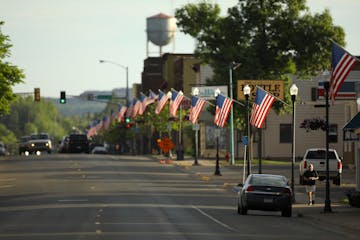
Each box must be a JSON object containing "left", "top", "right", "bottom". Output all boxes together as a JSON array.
[{"left": 343, "top": 112, "right": 360, "bottom": 141}]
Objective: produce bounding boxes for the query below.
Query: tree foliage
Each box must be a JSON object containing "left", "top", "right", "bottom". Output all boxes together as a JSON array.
[
  {"left": 0, "top": 96, "right": 85, "bottom": 142},
  {"left": 175, "top": 0, "right": 345, "bottom": 121},
  {"left": 0, "top": 21, "right": 25, "bottom": 115}
]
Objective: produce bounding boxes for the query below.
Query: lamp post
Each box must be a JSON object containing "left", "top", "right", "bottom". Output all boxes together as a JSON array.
[
  {"left": 192, "top": 87, "right": 200, "bottom": 166},
  {"left": 99, "top": 60, "right": 129, "bottom": 105},
  {"left": 243, "top": 84, "right": 251, "bottom": 177},
  {"left": 290, "top": 84, "right": 298, "bottom": 203},
  {"left": 324, "top": 81, "right": 332, "bottom": 213},
  {"left": 214, "top": 88, "right": 221, "bottom": 176}
]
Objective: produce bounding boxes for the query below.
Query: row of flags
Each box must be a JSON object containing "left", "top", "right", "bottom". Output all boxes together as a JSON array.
[{"left": 87, "top": 40, "right": 359, "bottom": 138}]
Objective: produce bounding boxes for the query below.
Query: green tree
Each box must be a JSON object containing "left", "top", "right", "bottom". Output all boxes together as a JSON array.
[
  {"left": 175, "top": 0, "right": 345, "bottom": 115},
  {"left": 0, "top": 21, "right": 25, "bottom": 115}
]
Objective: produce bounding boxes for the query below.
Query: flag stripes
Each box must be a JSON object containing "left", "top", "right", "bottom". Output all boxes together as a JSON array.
[
  {"left": 250, "top": 88, "right": 276, "bottom": 129},
  {"left": 214, "top": 94, "right": 233, "bottom": 128},
  {"left": 190, "top": 96, "right": 206, "bottom": 124},
  {"left": 329, "top": 42, "right": 358, "bottom": 100}
]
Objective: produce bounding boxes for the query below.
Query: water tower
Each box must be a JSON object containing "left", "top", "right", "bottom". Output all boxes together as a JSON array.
[{"left": 146, "top": 13, "right": 176, "bottom": 56}]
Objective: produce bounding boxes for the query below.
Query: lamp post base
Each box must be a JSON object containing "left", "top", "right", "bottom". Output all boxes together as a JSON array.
[{"left": 324, "top": 200, "right": 332, "bottom": 213}]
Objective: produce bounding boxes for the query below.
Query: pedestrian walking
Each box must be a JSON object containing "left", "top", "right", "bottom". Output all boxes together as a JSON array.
[{"left": 303, "top": 163, "right": 319, "bottom": 205}]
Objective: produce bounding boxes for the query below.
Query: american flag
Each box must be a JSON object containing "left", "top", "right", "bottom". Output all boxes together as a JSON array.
[
  {"left": 190, "top": 95, "right": 206, "bottom": 124},
  {"left": 250, "top": 88, "right": 276, "bottom": 129},
  {"left": 102, "top": 115, "right": 110, "bottom": 130},
  {"left": 170, "top": 90, "right": 184, "bottom": 117},
  {"left": 139, "top": 92, "right": 156, "bottom": 115},
  {"left": 132, "top": 98, "right": 141, "bottom": 118},
  {"left": 155, "top": 90, "right": 169, "bottom": 114},
  {"left": 214, "top": 94, "right": 233, "bottom": 128},
  {"left": 126, "top": 100, "right": 134, "bottom": 118},
  {"left": 117, "top": 104, "right": 127, "bottom": 122},
  {"left": 149, "top": 90, "right": 159, "bottom": 101},
  {"left": 329, "top": 41, "right": 358, "bottom": 101}
]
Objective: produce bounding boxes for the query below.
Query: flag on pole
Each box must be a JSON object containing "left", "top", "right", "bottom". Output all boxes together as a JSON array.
[
  {"left": 132, "top": 98, "right": 141, "bottom": 118},
  {"left": 102, "top": 115, "right": 110, "bottom": 130},
  {"left": 190, "top": 95, "right": 206, "bottom": 124},
  {"left": 155, "top": 90, "right": 169, "bottom": 114},
  {"left": 214, "top": 94, "right": 233, "bottom": 128},
  {"left": 126, "top": 100, "right": 134, "bottom": 118},
  {"left": 170, "top": 90, "right": 184, "bottom": 117},
  {"left": 139, "top": 92, "right": 156, "bottom": 115},
  {"left": 329, "top": 41, "right": 358, "bottom": 101},
  {"left": 250, "top": 88, "right": 276, "bottom": 129},
  {"left": 117, "top": 104, "right": 127, "bottom": 122},
  {"left": 149, "top": 89, "right": 159, "bottom": 101}
]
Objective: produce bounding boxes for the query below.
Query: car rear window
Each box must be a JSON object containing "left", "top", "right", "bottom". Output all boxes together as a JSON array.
[
  {"left": 306, "top": 150, "right": 336, "bottom": 159},
  {"left": 250, "top": 175, "right": 287, "bottom": 187}
]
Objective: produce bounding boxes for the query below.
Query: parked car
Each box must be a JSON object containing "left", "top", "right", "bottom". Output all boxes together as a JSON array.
[
  {"left": 67, "top": 134, "right": 90, "bottom": 153},
  {"left": 299, "top": 148, "right": 342, "bottom": 185},
  {"left": 237, "top": 174, "right": 292, "bottom": 217},
  {"left": 0, "top": 142, "right": 9, "bottom": 156},
  {"left": 91, "top": 146, "right": 108, "bottom": 154}
]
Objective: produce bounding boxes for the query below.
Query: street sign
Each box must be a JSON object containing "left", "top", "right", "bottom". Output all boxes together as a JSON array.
[
  {"left": 192, "top": 124, "right": 200, "bottom": 131},
  {"left": 242, "top": 136, "right": 248, "bottom": 146},
  {"left": 97, "top": 95, "right": 112, "bottom": 100},
  {"left": 237, "top": 80, "right": 284, "bottom": 100},
  {"left": 191, "top": 86, "right": 228, "bottom": 100}
]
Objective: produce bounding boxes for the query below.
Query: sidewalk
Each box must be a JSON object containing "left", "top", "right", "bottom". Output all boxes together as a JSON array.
[{"left": 153, "top": 156, "right": 360, "bottom": 233}]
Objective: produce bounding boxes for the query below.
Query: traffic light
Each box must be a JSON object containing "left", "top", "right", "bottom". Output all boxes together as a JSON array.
[
  {"left": 34, "top": 88, "right": 40, "bottom": 101},
  {"left": 60, "top": 91, "right": 66, "bottom": 104}
]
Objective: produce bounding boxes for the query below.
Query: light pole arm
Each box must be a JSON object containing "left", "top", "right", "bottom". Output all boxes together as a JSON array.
[{"left": 99, "top": 59, "right": 129, "bottom": 105}]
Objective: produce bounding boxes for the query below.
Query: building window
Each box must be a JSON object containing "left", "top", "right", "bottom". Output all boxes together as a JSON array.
[
  {"left": 329, "top": 124, "right": 338, "bottom": 143},
  {"left": 280, "top": 124, "right": 292, "bottom": 143}
]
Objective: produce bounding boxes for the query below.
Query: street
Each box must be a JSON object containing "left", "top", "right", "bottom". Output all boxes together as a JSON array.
[{"left": 0, "top": 154, "right": 358, "bottom": 239}]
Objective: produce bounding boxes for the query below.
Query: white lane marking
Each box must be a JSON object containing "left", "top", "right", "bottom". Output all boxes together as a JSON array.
[
  {"left": 57, "top": 199, "right": 89, "bottom": 203},
  {"left": 192, "top": 205, "right": 238, "bottom": 232},
  {"left": 0, "top": 178, "right": 16, "bottom": 181},
  {"left": 0, "top": 185, "right": 13, "bottom": 189}
]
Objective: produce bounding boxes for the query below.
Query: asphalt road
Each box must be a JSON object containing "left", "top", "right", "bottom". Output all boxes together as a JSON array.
[{"left": 0, "top": 154, "right": 357, "bottom": 239}]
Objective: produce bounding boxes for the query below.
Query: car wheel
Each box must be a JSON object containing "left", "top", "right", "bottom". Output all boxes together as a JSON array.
[
  {"left": 281, "top": 205, "right": 292, "bottom": 217},
  {"left": 238, "top": 201, "right": 247, "bottom": 215}
]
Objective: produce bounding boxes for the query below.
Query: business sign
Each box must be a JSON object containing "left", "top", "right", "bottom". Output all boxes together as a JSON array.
[
  {"left": 191, "top": 86, "right": 228, "bottom": 100},
  {"left": 237, "top": 80, "right": 284, "bottom": 100}
]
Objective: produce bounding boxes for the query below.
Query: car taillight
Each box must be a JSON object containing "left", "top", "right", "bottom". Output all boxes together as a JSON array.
[
  {"left": 338, "top": 161, "right": 342, "bottom": 173},
  {"left": 246, "top": 186, "right": 254, "bottom": 192},
  {"left": 303, "top": 161, "right": 307, "bottom": 169},
  {"left": 283, "top": 188, "right": 291, "bottom": 196}
]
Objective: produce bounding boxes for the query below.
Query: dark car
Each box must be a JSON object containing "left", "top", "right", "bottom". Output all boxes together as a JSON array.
[
  {"left": 67, "top": 134, "right": 90, "bottom": 153},
  {"left": 237, "top": 174, "right": 292, "bottom": 217}
]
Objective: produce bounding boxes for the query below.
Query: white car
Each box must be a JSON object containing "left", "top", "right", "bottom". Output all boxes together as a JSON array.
[
  {"left": 299, "top": 148, "right": 342, "bottom": 185},
  {"left": 91, "top": 146, "right": 108, "bottom": 154}
]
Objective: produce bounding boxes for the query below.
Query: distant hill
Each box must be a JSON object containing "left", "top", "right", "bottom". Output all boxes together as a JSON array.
[
  {"left": 49, "top": 88, "right": 131, "bottom": 117},
  {"left": 50, "top": 97, "right": 107, "bottom": 117}
]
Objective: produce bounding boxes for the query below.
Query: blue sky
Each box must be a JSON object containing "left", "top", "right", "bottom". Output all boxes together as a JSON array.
[{"left": 1, "top": 0, "right": 359, "bottom": 97}]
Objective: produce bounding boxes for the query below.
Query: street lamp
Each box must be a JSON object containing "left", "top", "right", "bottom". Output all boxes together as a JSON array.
[
  {"left": 192, "top": 87, "right": 200, "bottom": 166},
  {"left": 214, "top": 88, "right": 222, "bottom": 176},
  {"left": 290, "top": 83, "right": 298, "bottom": 203},
  {"left": 243, "top": 84, "right": 251, "bottom": 177},
  {"left": 324, "top": 81, "right": 332, "bottom": 213},
  {"left": 99, "top": 59, "right": 129, "bottom": 105}
]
